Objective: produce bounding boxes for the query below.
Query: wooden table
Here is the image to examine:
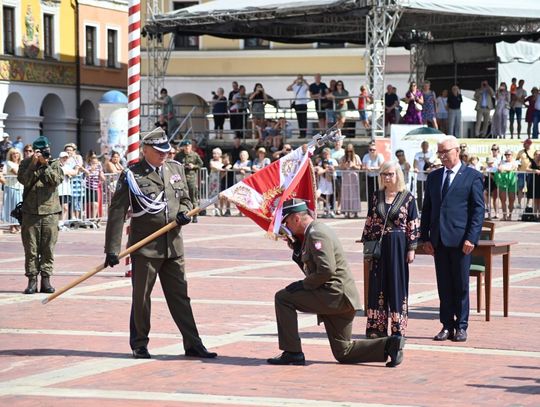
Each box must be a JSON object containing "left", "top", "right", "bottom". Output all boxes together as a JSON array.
[{"left": 360, "top": 240, "right": 517, "bottom": 321}]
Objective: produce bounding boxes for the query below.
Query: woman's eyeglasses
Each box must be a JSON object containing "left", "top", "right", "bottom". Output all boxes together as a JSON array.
[{"left": 380, "top": 172, "right": 396, "bottom": 178}]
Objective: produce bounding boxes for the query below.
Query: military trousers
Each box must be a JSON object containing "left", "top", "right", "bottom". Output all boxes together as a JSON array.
[
  {"left": 275, "top": 288, "right": 387, "bottom": 363},
  {"left": 129, "top": 254, "right": 203, "bottom": 351},
  {"left": 21, "top": 212, "right": 59, "bottom": 277},
  {"left": 186, "top": 178, "right": 199, "bottom": 208}
]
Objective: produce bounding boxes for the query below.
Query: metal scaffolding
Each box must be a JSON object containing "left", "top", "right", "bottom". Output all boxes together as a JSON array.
[{"left": 365, "top": 0, "right": 402, "bottom": 139}]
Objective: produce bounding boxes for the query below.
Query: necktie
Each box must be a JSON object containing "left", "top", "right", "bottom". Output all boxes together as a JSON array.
[
  {"left": 441, "top": 169, "right": 452, "bottom": 199},
  {"left": 155, "top": 166, "right": 162, "bottom": 180}
]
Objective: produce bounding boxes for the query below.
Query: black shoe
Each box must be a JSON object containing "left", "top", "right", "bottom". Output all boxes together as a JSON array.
[
  {"left": 132, "top": 347, "right": 151, "bottom": 359},
  {"left": 23, "top": 277, "right": 37, "bottom": 294},
  {"left": 267, "top": 351, "right": 305, "bottom": 365},
  {"left": 192, "top": 216, "right": 198, "bottom": 224},
  {"left": 453, "top": 329, "right": 467, "bottom": 342},
  {"left": 185, "top": 344, "right": 217, "bottom": 358},
  {"left": 40, "top": 276, "right": 55, "bottom": 294},
  {"left": 433, "top": 328, "right": 454, "bottom": 341},
  {"left": 385, "top": 336, "right": 406, "bottom": 367}
]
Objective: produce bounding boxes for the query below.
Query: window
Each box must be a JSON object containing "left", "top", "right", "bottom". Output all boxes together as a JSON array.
[
  {"left": 244, "top": 38, "right": 270, "bottom": 49},
  {"left": 173, "top": 2, "right": 199, "bottom": 50},
  {"left": 3, "top": 7, "right": 15, "bottom": 55},
  {"left": 107, "top": 29, "right": 118, "bottom": 68},
  {"left": 85, "top": 26, "right": 96, "bottom": 65},
  {"left": 43, "top": 13, "right": 54, "bottom": 58}
]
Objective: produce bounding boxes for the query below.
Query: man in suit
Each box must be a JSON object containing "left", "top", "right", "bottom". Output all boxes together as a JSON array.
[
  {"left": 420, "top": 136, "right": 484, "bottom": 342},
  {"left": 473, "top": 80, "right": 495, "bottom": 137},
  {"left": 267, "top": 198, "right": 405, "bottom": 367},
  {"left": 104, "top": 129, "right": 216, "bottom": 359}
]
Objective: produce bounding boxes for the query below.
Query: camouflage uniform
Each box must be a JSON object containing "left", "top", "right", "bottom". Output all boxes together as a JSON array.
[
  {"left": 17, "top": 156, "right": 63, "bottom": 278},
  {"left": 174, "top": 150, "right": 203, "bottom": 207}
]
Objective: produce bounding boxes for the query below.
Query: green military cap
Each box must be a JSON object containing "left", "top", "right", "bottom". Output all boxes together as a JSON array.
[
  {"left": 281, "top": 198, "right": 308, "bottom": 222},
  {"left": 141, "top": 128, "right": 171, "bottom": 152},
  {"left": 179, "top": 139, "right": 192, "bottom": 146},
  {"left": 32, "top": 136, "right": 50, "bottom": 150}
]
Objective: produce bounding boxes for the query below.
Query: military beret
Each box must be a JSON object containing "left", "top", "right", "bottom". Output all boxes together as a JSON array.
[
  {"left": 179, "top": 139, "right": 192, "bottom": 146},
  {"left": 32, "top": 136, "right": 50, "bottom": 150},
  {"left": 141, "top": 128, "right": 171, "bottom": 153},
  {"left": 281, "top": 198, "right": 308, "bottom": 222}
]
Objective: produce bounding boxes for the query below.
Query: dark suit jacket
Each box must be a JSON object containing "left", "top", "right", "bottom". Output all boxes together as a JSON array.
[{"left": 420, "top": 164, "right": 484, "bottom": 248}]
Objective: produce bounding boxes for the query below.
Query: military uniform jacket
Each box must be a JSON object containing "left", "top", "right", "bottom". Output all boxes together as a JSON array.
[
  {"left": 300, "top": 220, "right": 361, "bottom": 310},
  {"left": 174, "top": 151, "right": 203, "bottom": 181},
  {"left": 105, "top": 159, "right": 192, "bottom": 258},
  {"left": 17, "top": 157, "right": 63, "bottom": 215}
]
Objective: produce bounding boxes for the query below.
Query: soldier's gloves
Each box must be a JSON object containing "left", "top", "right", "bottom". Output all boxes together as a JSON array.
[
  {"left": 285, "top": 280, "right": 304, "bottom": 293},
  {"left": 104, "top": 253, "right": 120, "bottom": 268},
  {"left": 176, "top": 211, "right": 191, "bottom": 226}
]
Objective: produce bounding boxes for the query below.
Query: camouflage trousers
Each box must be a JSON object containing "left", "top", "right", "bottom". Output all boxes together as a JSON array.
[
  {"left": 186, "top": 178, "right": 199, "bottom": 208},
  {"left": 21, "top": 213, "right": 59, "bottom": 277}
]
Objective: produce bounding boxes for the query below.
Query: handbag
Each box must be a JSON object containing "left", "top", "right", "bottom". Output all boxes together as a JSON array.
[
  {"left": 10, "top": 174, "right": 40, "bottom": 225},
  {"left": 363, "top": 192, "right": 395, "bottom": 260}
]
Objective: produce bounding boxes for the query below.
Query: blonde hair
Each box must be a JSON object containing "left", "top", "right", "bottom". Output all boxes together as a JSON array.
[
  {"left": 212, "top": 147, "right": 222, "bottom": 156},
  {"left": 378, "top": 160, "right": 407, "bottom": 192},
  {"left": 6, "top": 148, "right": 21, "bottom": 163}
]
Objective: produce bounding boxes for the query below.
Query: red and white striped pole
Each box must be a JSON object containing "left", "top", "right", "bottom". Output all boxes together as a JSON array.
[
  {"left": 125, "top": 0, "right": 141, "bottom": 277},
  {"left": 127, "top": 0, "right": 141, "bottom": 165}
]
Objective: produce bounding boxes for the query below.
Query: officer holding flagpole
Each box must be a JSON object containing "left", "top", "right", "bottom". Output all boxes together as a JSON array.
[{"left": 104, "top": 128, "right": 216, "bottom": 360}]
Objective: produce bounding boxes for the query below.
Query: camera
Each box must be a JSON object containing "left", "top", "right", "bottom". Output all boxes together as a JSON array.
[{"left": 211, "top": 91, "right": 216, "bottom": 95}]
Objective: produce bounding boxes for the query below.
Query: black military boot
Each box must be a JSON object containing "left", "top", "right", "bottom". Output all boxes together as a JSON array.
[
  {"left": 40, "top": 276, "right": 55, "bottom": 294},
  {"left": 23, "top": 277, "right": 37, "bottom": 294},
  {"left": 192, "top": 215, "right": 198, "bottom": 223}
]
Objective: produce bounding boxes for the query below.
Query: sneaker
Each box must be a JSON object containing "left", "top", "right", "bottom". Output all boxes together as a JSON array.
[{"left": 329, "top": 211, "right": 336, "bottom": 218}]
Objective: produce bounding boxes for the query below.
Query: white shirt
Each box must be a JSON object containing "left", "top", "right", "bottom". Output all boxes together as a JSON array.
[
  {"left": 291, "top": 83, "right": 310, "bottom": 105},
  {"left": 414, "top": 150, "right": 433, "bottom": 181},
  {"left": 441, "top": 161, "right": 462, "bottom": 191}
]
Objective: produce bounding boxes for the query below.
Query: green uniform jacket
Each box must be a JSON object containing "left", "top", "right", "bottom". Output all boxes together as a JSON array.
[
  {"left": 174, "top": 151, "right": 203, "bottom": 181},
  {"left": 17, "top": 157, "right": 63, "bottom": 215},
  {"left": 105, "top": 159, "right": 192, "bottom": 258},
  {"left": 300, "top": 220, "right": 361, "bottom": 310}
]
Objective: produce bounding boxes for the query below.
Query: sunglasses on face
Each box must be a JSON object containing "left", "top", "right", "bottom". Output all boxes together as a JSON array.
[
  {"left": 492, "top": 149, "right": 499, "bottom": 151},
  {"left": 369, "top": 149, "right": 376, "bottom": 152}
]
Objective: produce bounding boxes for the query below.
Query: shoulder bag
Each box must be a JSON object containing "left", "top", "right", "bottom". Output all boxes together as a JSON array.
[
  {"left": 363, "top": 194, "right": 395, "bottom": 260},
  {"left": 10, "top": 174, "right": 41, "bottom": 225}
]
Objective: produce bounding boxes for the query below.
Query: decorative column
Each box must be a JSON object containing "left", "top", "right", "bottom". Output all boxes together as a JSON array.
[{"left": 127, "top": 0, "right": 141, "bottom": 165}]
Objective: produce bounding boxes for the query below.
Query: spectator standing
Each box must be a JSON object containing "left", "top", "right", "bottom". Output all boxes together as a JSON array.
[
  {"left": 18, "top": 136, "right": 63, "bottom": 294},
  {"left": 81, "top": 154, "right": 105, "bottom": 222},
  {"left": 489, "top": 144, "right": 502, "bottom": 165},
  {"left": 104, "top": 150, "right": 124, "bottom": 175},
  {"left": 208, "top": 147, "right": 223, "bottom": 216},
  {"left": 309, "top": 74, "right": 330, "bottom": 132},
  {"left": 212, "top": 87, "right": 228, "bottom": 140},
  {"left": 491, "top": 82, "right": 510, "bottom": 138},
  {"left": 155, "top": 88, "right": 179, "bottom": 136},
  {"left": 395, "top": 149, "right": 411, "bottom": 190},
  {"left": 525, "top": 87, "right": 538, "bottom": 138},
  {"left": 526, "top": 149, "right": 540, "bottom": 217},
  {"left": 0, "top": 134, "right": 13, "bottom": 163},
  {"left": 249, "top": 83, "right": 268, "bottom": 139},
  {"left": 272, "top": 143, "right": 292, "bottom": 161},
  {"left": 413, "top": 140, "right": 433, "bottom": 210},
  {"left": 287, "top": 75, "right": 310, "bottom": 138},
  {"left": 358, "top": 85, "right": 372, "bottom": 130},
  {"left": 64, "top": 143, "right": 84, "bottom": 220},
  {"left": 510, "top": 79, "right": 527, "bottom": 139},
  {"left": 22, "top": 144, "right": 34, "bottom": 160},
  {"left": 447, "top": 85, "right": 463, "bottom": 137},
  {"left": 233, "top": 150, "right": 252, "bottom": 184},
  {"left": 483, "top": 157, "right": 499, "bottom": 219},
  {"left": 473, "top": 80, "right": 495, "bottom": 137},
  {"left": 316, "top": 148, "right": 338, "bottom": 218},
  {"left": 13, "top": 136, "right": 24, "bottom": 153},
  {"left": 532, "top": 88, "right": 540, "bottom": 139},
  {"left": 362, "top": 143, "right": 384, "bottom": 202},
  {"left": 2, "top": 148, "right": 23, "bottom": 233},
  {"left": 402, "top": 82, "right": 423, "bottom": 125},
  {"left": 516, "top": 138, "right": 534, "bottom": 209},
  {"left": 420, "top": 136, "right": 484, "bottom": 342},
  {"left": 230, "top": 136, "right": 249, "bottom": 165},
  {"left": 228, "top": 81, "right": 239, "bottom": 105},
  {"left": 338, "top": 144, "right": 362, "bottom": 218},
  {"left": 361, "top": 161, "right": 419, "bottom": 338},
  {"left": 328, "top": 80, "right": 350, "bottom": 129},
  {"left": 384, "top": 85, "right": 400, "bottom": 135},
  {"left": 436, "top": 89, "right": 448, "bottom": 134},
  {"left": 174, "top": 139, "right": 204, "bottom": 223},
  {"left": 57, "top": 151, "right": 73, "bottom": 226},
  {"left": 421, "top": 81, "right": 438, "bottom": 129},
  {"left": 230, "top": 85, "right": 249, "bottom": 138},
  {"left": 495, "top": 150, "right": 518, "bottom": 221}
]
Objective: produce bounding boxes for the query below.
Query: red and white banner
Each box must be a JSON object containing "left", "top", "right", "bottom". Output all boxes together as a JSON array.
[{"left": 219, "top": 146, "right": 317, "bottom": 236}]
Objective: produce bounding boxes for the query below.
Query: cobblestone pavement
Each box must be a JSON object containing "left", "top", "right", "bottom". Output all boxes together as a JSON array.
[{"left": 0, "top": 217, "right": 539, "bottom": 406}]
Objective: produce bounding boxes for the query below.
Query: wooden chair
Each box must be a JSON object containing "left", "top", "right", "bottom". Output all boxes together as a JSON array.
[{"left": 470, "top": 220, "right": 495, "bottom": 312}]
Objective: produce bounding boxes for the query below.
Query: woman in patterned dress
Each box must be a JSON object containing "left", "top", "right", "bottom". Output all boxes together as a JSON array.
[
  {"left": 361, "top": 161, "right": 419, "bottom": 338},
  {"left": 421, "top": 81, "right": 438, "bottom": 129},
  {"left": 402, "top": 82, "right": 423, "bottom": 124}
]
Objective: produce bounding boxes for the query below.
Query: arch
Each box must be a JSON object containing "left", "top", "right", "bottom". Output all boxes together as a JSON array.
[
  {"left": 3, "top": 92, "right": 26, "bottom": 116},
  {"left": 40, "top": 93, "right": 65, "bottom": 119},
  {"left": 80, "top": 99, "right": 100, "bottom": 155},
  {"left": 171, "top": 92, "right": 209, "bottom": 140}
]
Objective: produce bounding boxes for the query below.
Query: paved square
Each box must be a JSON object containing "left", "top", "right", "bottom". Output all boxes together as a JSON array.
[{"left": 0, "top": 217, "right": 539, "bottom": 406}]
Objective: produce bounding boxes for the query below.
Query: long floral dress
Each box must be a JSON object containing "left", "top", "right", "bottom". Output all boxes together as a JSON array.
[{"left": 361, "top": 190, "right": 419, "bottom": 337}]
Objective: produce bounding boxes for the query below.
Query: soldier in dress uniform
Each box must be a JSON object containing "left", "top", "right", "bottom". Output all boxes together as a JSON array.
[
  {"left": 267, "top": 198, "right": 405, "bottom": 367},
  {"left": 174, "top": 139, "right": 203, "bottom": 223},
  {"left": 104, "top": 128, "right": 217, "bottom": 360},
  {"left": 17, "top": 136, "right": 63, "bottom": 294}
]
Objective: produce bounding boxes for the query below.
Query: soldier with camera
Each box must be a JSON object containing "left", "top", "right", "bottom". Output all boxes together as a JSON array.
[{"left": 17, "top": 136, "right": 63, "bottom": 294}]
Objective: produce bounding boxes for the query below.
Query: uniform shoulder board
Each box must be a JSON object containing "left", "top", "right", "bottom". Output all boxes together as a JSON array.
[{"left": 167, "top": 159, "right": 182, "bottom": 166}]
